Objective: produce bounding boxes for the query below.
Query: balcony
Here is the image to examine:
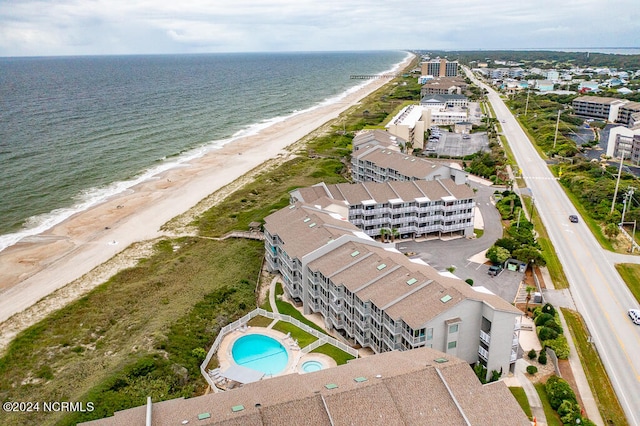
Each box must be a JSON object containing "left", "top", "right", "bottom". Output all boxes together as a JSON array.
[
  {"left": 480, "top": 330, "right": 491, "bottom": 345},
  {"left": 478, "top": 346, "right": 489, "bottom": 360}
]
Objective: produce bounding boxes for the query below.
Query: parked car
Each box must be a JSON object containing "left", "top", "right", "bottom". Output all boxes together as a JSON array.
[
  {"left": 569, "top": 215, "right": 579, "bottom": 223},
  {"left": 488, "top": 265, "right": 503, "bottom": 276},
  {"left": 628, "top": 309, "right": 640, "bottom": 325}
]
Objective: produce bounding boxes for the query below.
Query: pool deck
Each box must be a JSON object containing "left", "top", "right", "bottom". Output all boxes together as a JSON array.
[{"left": 217, "top": 327, "right": 336, "bottom": 384}]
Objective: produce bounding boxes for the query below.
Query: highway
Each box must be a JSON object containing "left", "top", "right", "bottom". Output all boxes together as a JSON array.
[{"left": 464, "top": 68, "right": 640, "bottom": 424}]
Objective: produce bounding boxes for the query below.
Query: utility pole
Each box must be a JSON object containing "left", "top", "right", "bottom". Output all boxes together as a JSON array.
[
  {"left": 524, "top": 88, "right": 530, "bottom": 116},
  {"left": 621, "top": 187, "right": 636, "bottom": 225},
  {"left": 553, "top": 109, "right": 561, "bottom": 149},
  {"left": 611, "top": 150, "right": 627, "bottom": 215}
]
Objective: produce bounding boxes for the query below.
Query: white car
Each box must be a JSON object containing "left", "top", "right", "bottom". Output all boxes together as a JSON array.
[{"left": 629, "top": 309, "right": 640, "bottom": 325}]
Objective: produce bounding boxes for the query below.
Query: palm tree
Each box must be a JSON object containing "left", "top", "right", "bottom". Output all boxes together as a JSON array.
[
  {"left": 391, "top": 228, "right": 400, "bottom": 242},
  {"left": 524, "top": 286, "right": 536, "bottom": 316},
  {"left": 379, "top": 228, "right": 390, "bottom": 243}
]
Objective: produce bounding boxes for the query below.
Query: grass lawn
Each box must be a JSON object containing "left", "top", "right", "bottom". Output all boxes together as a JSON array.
[
  {"left": 561, "top": 308, "right": 628, "bottom": 426},
  {"left": 509, "top": 386, "right": 532, "bottom": 420},
  {"left": 271, "top": 321, "right": 318, "bottom": 348},
  {"left": 311, "top": 344, "right": 356, "bottom": 366},
  {"left": 534, "top": 383, "right": 563, "bottom": 426},
  {"left": 247, "top": 315, "right": 273, "bottom": 328},
  {"left": 615, "top": 263, "right": 640, "bottom": 303},
  {"left": 273, "top": 284, "right": 327, "bottom": 334}
]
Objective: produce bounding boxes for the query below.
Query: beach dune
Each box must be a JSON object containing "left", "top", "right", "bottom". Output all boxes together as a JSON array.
[{"left": 0, "top": 54, "right": 414, "bottom": 326}]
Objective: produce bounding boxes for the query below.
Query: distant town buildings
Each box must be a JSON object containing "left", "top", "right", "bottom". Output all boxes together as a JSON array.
[{"left": 422, "top": 58, "right": 459, "bottom": 77}]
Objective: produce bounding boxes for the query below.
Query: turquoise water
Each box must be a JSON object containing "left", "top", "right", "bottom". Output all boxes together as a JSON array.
[
  {"left": 231, "top": 334, "right": 288, "bottom": 375},
  {"left": 301, "top": 360, "right": 324, "bottom": 373}
]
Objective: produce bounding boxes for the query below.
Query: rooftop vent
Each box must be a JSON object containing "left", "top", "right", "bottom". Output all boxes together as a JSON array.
[
  {"left": 303, "top": 218, "right": 311, "bottom": 223},
  {"left": 325, "top": 383, "right": 338, "bottom": 390},
  {"left": 231, "top": 405, "right": 245, "bottom": 413},
  {"left": 354, "top": 377, "right": 368, "bottom": 383},
  {"left": 309, "top": 223, "right": 316, "bottom": 228},
  {"left": 440, "top": 294, "right": 452, "bottom": 303},
  {"left": 198, "top": 413, "right": 211, "bottom": 420},
  {"left": 406, "top": 278, "right": 417, "bottom": 285},
  {"left": 377, "top": 263, "right": 387, "bottom": 270},
  {"left": 351, "top": 250, "right": 360, "bottom": 257}
]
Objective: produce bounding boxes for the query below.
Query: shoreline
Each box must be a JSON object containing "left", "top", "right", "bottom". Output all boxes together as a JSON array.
[{"left": 0, "top": 54, "right": 415, "bottom": 332}]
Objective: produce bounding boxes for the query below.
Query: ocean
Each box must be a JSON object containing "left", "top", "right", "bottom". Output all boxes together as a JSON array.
[{"left": 0, "top": 51, "right": 408, "bottom": 252}]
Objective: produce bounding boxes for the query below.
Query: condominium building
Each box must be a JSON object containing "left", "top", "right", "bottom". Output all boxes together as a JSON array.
[
  {"left": 617, "top": 100, "right": 640, "bottom": 126},
  {"left": 352, "top": 129, "right": 404, "bottom": 153},
  {"left": 422, "top": 58, "right": 458, "bottom": 77},
  {"left": 606, "top": 126, "right": 640, "bottom": 162},
  {"left": 86, "top": 346, "right": 529, "bottom": 425},
  {"left": 263, "top": 202, "right": 522, "bottom": 378},
  {"left": 384, "top": 104, "right": 425, "bottom": 149},
  {"left": 420, "top": 94, "right": 468, "bottom": 109},
  {"left": 420, "top": 76, "right": 468, "bottom": 96},
  {"left": 572, "top": 96, "right": 628, "bottom": 122},
  {"left": 351, "top": 144, "right": 468, "bottom": 184},
  {"left": 290, "top": 179, "right": 475, "bottom": 239}
]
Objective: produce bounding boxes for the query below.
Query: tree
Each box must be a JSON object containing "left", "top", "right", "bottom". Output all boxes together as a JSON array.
[
  {"left": 486, "top": 245, "right": 510, "bottom": 264},
  {"left": 513, "top": 246, "right": 546, "bottom": 266},
  {"left": 604, "top": 223, "right": 621, "bottom": 239},
  {"left": 379, "top": 228, "right": 390, "bottom": 242},
  {"left": 527, "top": 349, "right": 537, "bottom": 360},
  {"left": 525, "top": 286, "right": 536, "bottom": 314},
  {"left": 391, "top": 228, "right": 400, "bottom": 242}
]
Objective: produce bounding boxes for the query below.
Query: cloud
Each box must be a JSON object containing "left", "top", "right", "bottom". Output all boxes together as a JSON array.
[{"left": 0, "top": 0, "right": 638, "bottom": 56}]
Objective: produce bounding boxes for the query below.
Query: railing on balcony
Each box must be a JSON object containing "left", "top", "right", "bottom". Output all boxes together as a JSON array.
[
  {"left": 478, "top": 346, "right": 489, "bottom": 360},
  {"left": 480, "top": 330, "right": 491, "bottom": 345}
]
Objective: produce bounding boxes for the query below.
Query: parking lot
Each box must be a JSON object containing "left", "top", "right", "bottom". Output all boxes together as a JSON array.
[
  {"left": 395, "top": 182, "right": 524, "bottom": 303},
  {"left": 423, "top": 130, "right": 490, "bottom": 158}
]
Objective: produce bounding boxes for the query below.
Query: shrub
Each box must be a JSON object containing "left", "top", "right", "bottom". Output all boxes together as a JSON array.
[
  {"left": 538, "top": 326, "right": 559, "bottom": 341},
  {"left": 527, "top": 349, "right": 537, "bottom": 360},
  {"left": 465, "top": 278, "right": 473, "bottom": 286},
  {"left": 543, "top": 318, "right": 563, "bottom": 334},
  {"left": 544, "top": 335, "right": 570, "bottom": 359},
  {"left": 526, "top": 365, "right": 538, "bottom": 375},
  {"left": 535, "top": 312, "right": 554, "bottom": 327},
  {"left": 545, "top": 375, "right": 577, "bottom": 410},
  {"left": 541, "top": 303, "right": 556, "bottom": 316},
  {"left": 538, "top": 350, "right": 548, "bottom": 365},
  {"left": 558, "top": 399, "right": 580, "bottom": 424}
]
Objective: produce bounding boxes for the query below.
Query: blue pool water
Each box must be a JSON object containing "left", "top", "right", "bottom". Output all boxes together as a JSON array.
[
  {"left": 302, "top": 361, "right": 324, "bottom": 373},
  {"left": 231, "top": 334, "right": 288, "bottom": 375}
]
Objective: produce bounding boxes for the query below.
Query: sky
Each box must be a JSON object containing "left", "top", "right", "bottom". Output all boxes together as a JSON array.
[{"left": 0, "top": 0, "right": 638, "bottom": 57}]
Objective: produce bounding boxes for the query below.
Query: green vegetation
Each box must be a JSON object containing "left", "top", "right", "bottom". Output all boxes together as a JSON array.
[
  {"left": 509, "top": 387, "right": 533, "bottom": 420},
  {"left": 0, "top": 238, "right": 263, "bottom": 425},
  {"left": 273, "top": 285, "right": 326, "bottom": 335},
  {"left": 545, "top": 375, "right": 597, "bottom": 425},
  {"left": 310, "top": 344, "right": 356, "bottom": 366},
  {"left": 532, "top": 304, "right": 569, "bottom": 359},
  {"left": 534, "top": 383, "right": 563, "bottom": 426},
  {"left": 526, "top": 365, "right": 538, "bottom": 375},
  {"left": 486, "top": 191, "right": 545, "bottom": 267},
  {"left": 561, "top": 308, "right": 628, "bottom": 426},
  {"left": 615, "top": 264, "right": 640, "bottom": 303},
  {"left": 271, "top": 322, "right": 317, "bottom": 348}
]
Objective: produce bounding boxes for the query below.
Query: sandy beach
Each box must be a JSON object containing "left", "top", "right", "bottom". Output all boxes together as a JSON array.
[{"left": 0, "top": 54, "right": 414, "bottom": 334}]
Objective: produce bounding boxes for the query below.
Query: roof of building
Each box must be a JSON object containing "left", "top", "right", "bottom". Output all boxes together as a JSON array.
[
  {"left": 295, "top": 179, "right": 474, "bottom": 207},
  {"left": 263, "top": 203, "right": 364, "bottom": 259},
  {"left": 352, "top": 129, "right": 405, "bottom": 151},
  {"left": 421, "top": 76, "right": 467, "bottom": 88},
  {"left": 420, "top": 94, "right": 468, "bottom": 104},
  {"left": 572, "top": 95, "right": 628, "bottom": 105},
  {"left": 305, "top": 238, "right": 519, "bottom": 327},
  {"left": 353, "top": 145, "right": 457, "bottom": 180},
  {"left": 83, "top": 347, "right": 529, "bottom": 426}
]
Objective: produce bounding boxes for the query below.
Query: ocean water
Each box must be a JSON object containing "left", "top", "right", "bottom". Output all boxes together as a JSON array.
[{"left": 0, "top": 51, "right": 408, "bottom": 252}]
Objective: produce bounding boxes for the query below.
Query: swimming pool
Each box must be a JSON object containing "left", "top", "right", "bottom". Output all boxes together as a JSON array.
[
  {"left": 231, "top": 334, "right": 288, "bottom": 375},
  {"left": 301, "top": 360, "right": 324, "bottom": 373}
]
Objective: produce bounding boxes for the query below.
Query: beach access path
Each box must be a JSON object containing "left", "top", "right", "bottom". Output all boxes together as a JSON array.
[{"left": 0, "top": 54, "right": 415, "bottom": 332}]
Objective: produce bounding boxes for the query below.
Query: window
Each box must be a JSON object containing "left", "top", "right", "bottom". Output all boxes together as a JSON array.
[
  {"left": 447, "top": 341, "right": 457, "bottom": 349},
  {"left": 426, "top": 328, "right": 433, "bottom": 340},
  {"left": 449, "top": 324, "right": 459, "bottom": 333}
]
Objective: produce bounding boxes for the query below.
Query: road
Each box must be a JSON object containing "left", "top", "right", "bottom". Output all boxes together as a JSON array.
[{"left": 464, "top": 67, "right": 640, "bottom": 424}]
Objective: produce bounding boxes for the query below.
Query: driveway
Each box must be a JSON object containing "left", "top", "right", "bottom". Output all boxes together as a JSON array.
[{"left": 396, "top": 181, "right": 524, "bottom": 303}]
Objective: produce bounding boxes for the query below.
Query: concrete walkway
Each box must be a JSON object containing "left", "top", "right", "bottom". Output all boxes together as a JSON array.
[
  {"left": 267, "top": 276, "right": 279, "bottom": 328},
  {"left": 514, "top": 358, "right": 547, "bottom": 426},
  {"left": 557, "top": 309, "right": 604, "bottom": 425}
]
